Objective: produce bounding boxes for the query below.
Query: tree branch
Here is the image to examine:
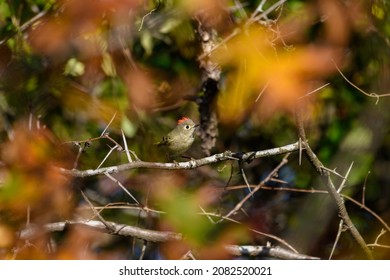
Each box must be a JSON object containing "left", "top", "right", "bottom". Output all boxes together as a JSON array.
[
  {"left": 20, "top": 220, "right": 182, "bottom": 243},
  {"left": 226, "top": 245, "right": 319, "bottom": 260},
  {"left": 224, "top": 153, "right": 290, "bottom": 219},
  {"left": 20, "top": 219, "right": 319, "bottom": 259},
  {"left": 294, "top": 107, "right": 374, "bottom": 259},
  {"left": 59, "top": 142, "right": 300, "bottom": 178},
  {"left": 196, "top": 18, "right": 221, "bottom": 156}
]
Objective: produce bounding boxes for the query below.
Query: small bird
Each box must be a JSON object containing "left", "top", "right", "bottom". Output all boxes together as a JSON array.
[{"left": 156, "top": 117, "right": 198, "bottom": 161}]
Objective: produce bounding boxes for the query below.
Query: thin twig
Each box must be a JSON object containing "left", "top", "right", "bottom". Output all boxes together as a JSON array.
[
  {"left": 80, "top": 190, "right": 115, "bottom": 232},
  {"left": 96, "top": 145, "right": 118, "bottom": 169},
  {"left": 342, "top": 195, "right": 390, "bottom": 233},
  {"left": 102, "top": 134, "right": 123, "bottom": 151},
  {"left": 180, "top": 250, "right": 197, "bottom": 260},
  {"left": 93, "top": 184, "right": 390, "bottom": 237},
  {"left": 232, "top": 0, "right": 248, "bottom": 19},
  {"left": 362, "top": 171, "right": 370, "bottom": 206},
  {"left": 72, "top": 144, "right": 84, "bottom": 169},
  {"left": 368, "top": 230, "right": 390, "bottom": 248},
  {"left": 199, "top": 205, "right": 215, "bottom": 224},
  {"left": 121, "top": 129, "right": 132, "bottom": 163},
  {"left": 337, "top": 161, "right": 354, "bottom": 193},
  {"left": 251, "top": 0, "right": 288, "bottom": 23},
  {"left": 139, "top": 240, "right": 147, "bottom": 260},
  {"left": 332, "top": 59, "right": 390, "bottom": 104},
  {"left": 198, "top": 28, "right": 240, "bottom": 60},
  {"left": 202, "top": 211, "right": 298, "bottom": 253},
  {"left": 374, "top": 229, "right": 387, "bottom": 245},
  {"left": 224, "top": 153, "right": 290, "bottom": 219},
  {"left": 321, "top": 166, "right": 347, "bottom": 180},
  {"left": 104, "top": 172, "right": 139, "bottom": 204},
  {"left": 80, "top": 201, "right": 303, "bottom": 254},
  {"left": 239, "top": 161, "right": 252, "bottom": 195},
  {"left": 367, "top": 243, "right": 390, "bottom": 249},
  {"left": 252, "top": 0, "right": 268, "bottom": 15},
  {"left": 329, "top": 220, "right": 344, "bottom": 259},
  {"left": 298, "top": 137, "right": 302, "bottom": 166},
  {"left": 298, "top": 83, "right": 330, "bottom": 100},
  {"left": 138, "top": 1, "right": 161, "bottom": 32},
  {"left": 101, "top": 112, "right": 117, "bottom": 136},
  {"left": 255, "top": 80, "right": 269, "bottom": 102},
  {"left": 0, "top": 10, "right": 49, "bottom": 45}
]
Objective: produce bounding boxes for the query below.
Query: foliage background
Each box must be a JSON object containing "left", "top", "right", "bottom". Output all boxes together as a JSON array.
[{"left": 0, "top": 0, "right": 390, "bottom": 259}]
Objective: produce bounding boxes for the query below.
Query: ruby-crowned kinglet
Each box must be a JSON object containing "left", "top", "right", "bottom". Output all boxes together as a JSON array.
[{"left": 157, "top": 117, "right": 198, "bottom": 160}]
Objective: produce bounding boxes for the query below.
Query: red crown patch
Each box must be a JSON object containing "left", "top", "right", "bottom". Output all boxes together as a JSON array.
[{"left": 177, "top": 117, "right": 190, "bottom": 124}]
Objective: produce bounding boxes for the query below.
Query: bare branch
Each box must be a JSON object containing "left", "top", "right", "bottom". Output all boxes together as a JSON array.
[
  {"left": 19, "top": 219, "right": 319, "bottom": 259},
  {"left": 59, "top": 142, "right": 300, "bottom": 178},
  {"left": 79, "top": 190, "right": 115, "bottom": 232},
  {"left": 368, "top": 229, "right": 390, "bottom": 249},
  {"left": 332, "top": 60, "right": 390, "bottom": 104},
  {"left": 104, "top": 172, "right": 140, "bottom": 204},
  {"left": 0, "top": 10, "right": 49, "bottom": 45},
  {"left": 72, "top": 144, "right": 84, "bottom": 169},
  {"left": 249, "top": 0, "right": 288, "bottom": 24},
  {"left": 96, "top": 144, "right": 118, "bottom": 169},
  {"left": 337, "top": 161, "right": 354, "bottom": 193},
  {"left": 374, "top": 229, "right": 387, "bottom": 245},
  {"left": 298, "top": 83, "right": 330, "bottom": 100},
  {"left": 294, "top": 106, "right": 374, "bottom": 259},
  {"left": 20, "top": 220, "right": 182, "bottom": 243},
  {"left": 239, "top": 161, "right": 252, "bottom": 195},
  {"left": 199, "top": 205, "right": 216, "bottom": 224},
  {"left": 367, "top": 243, "right": 390, "bottom": 249},
  {"left": 121, "top": 129, "right": 133, "bottom": 163},
  {"left": 139, "top": 240, "right": 147, "bottom": 260},
  {"left": 329, "top": 220, "right": 344, "bottom": 259},
  {"left": 102, "top": 134, "right": 123, "bottom": 151},
  {"left": 255, "top": 80, "right": 269, "bottom": 102},
  {"left": 138, "top": 1, "right": 161, "bottom": 32},
  {"left": 367, "top": 229, "right": 390, "bottom": 249},
  {"left": 227, "top": 183, "right": 390, "bottom": 233},
  {"left": 224, "top": 153, "right": 290, "bottom": 219},
  {"left": 202, "top": 211, "right": 299, "bottom": 253},
  {"left": 321, "top": 166, "right": 347, "bottom": 180},
  {"left": 100, "top": 112, "right": 117, "bottom": 136},
  {"left": 180, "top": 250, "right": 197, "bottom": 260},
  {"left": 226, "top": 245, "right": 319, "bottom": 260}
]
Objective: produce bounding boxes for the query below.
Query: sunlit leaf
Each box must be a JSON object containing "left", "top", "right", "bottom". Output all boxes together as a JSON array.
[
  {"left": 213, "top": 26, "right": 338, "bottom": 124},
  {"left": 64, "top": 58, "right": 85, "bottom": 76}
]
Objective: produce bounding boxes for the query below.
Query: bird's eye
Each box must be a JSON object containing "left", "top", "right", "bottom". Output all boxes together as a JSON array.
[{"left": 185, "top": 125, "right": 190, "bottom": 129}]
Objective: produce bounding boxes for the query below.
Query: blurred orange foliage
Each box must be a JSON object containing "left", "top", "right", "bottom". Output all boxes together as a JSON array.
[
  {"left": 0, "top": 122, "right": 74, "bottom": 237},
  {"left": 28, "top": 0, "right": 141, "bottom": 58},
  {"left": 213, "top": 26, "right": 343, "bottom": 125}
]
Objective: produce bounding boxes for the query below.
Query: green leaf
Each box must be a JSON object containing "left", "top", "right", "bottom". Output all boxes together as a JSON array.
[
  {"left": 101, "top": 52, "right": 117, "bottom": 77},
  {"left": 140, "top": 30, "right": 153, "bottom": 56},
  {"left": 64, "top": 58, "right": 85, "bottom": 77},
  {"left": 121, "top": 117, "right": 137, "bottom": 138}
]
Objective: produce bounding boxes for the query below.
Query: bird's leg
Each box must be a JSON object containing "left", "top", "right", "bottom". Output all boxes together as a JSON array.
[{"left": 181, "top": 155, "right": 196, "bottom": 161}]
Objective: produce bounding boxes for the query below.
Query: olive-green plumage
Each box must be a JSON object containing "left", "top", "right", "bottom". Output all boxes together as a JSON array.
[{"left": 157, "top": 117, "right": 197, "bottom": 160}]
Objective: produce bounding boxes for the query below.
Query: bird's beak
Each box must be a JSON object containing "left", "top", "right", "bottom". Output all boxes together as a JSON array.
[{"left": 194, "top": 124, "right": 200, "bottom": 128}]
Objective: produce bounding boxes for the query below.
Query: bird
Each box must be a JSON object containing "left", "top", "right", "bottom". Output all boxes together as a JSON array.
[{"left": 156, "top": 117, "right": 198, "bottom": 161}]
